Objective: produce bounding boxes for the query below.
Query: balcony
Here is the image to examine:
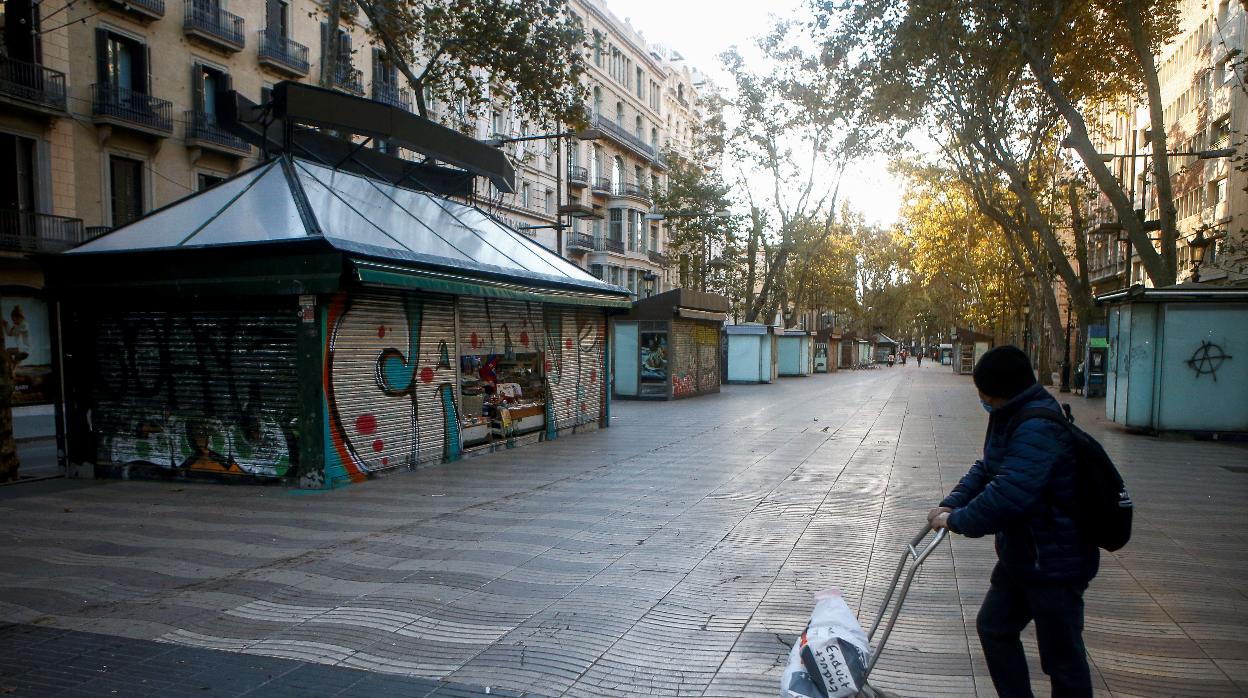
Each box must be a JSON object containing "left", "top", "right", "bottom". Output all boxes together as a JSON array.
[
  {"left": 652, "top": 152, "right": 668, "bottom": 171},
  {"left": 183, "top": 0, "right": 244, "bottom": 53},
  {"left": 567, "top": 232, "right": 594, "bottom": 252},
  {"left": 558, "top": 202, "right": 601, "bottom": 219},
  {"left": 185, "top": 110, "right": 249, "bottom": 156},
  {"left": 91, "top": 84, "right": 173, "bottom": 136},
  {"left": 257, "top": 30, "right": 309, "bottom": 77},
  {"left": 0, "top": 210, "right": 86, "bottom": 253},
  {"left": 594, "top": 114, "right": 656, "bottom": 160},
  {"left": 648, "top": 250, "right": 669, "bottom": 266},
  {"left": 104, "top": 0, "right": 164, "bottom": 21},
  {"left": 596, "top": 238, "right": 625, "bottom": 254},
  {"left": 0, "top": 57, "right": 67, "bottom": 116},
  {"left": 332, "top": 65, "right": 364, "bottom": 95},
  {"left": 613, "top": 180, "right": 651, "bottom": 203},
  {"left": 567, "top": 165, "right": 589, "bottom": 188},
  {"left": 373, "top": 83, "right": 411, "bottom": 111},
  {"left": 591, "top": 177, "right": 612, "bottom": 194}
]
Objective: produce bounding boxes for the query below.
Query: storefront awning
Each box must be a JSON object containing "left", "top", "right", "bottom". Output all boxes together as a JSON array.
[{"left": 64, "top": 156, "right": 630, "bottom": 305}]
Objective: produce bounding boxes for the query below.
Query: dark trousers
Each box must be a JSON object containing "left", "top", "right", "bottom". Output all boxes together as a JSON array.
[{"left": 977, "top": 563, "right": 1092, "bottom": 698}]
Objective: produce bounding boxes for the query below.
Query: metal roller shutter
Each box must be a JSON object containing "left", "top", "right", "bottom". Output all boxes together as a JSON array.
[
  {"left": 88, "top": 304, "right": 299, "bottom": 479},
  {"left": 671, "top": 318, "right": 720, "bottom": 398},
  {"left": 546, "top": 306, "right": 606, "bottom": 431},
  {"left": 324, "top": 290, "right": 458, "bottom": 484},
  {"left": 457, "top": 296, "right": 544, "bottom": 358}
]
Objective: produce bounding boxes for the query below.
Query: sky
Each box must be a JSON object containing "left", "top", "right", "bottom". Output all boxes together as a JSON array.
[{"left": 613, "top": 0, "right": 907, "bottom": 228}]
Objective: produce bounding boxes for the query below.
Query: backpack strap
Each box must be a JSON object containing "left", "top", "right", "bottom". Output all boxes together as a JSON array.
[{"left": 1004, "top": 407, "right": 1070, "bottom": 438}]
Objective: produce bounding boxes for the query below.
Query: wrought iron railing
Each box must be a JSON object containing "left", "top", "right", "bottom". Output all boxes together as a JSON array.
[
  {"left": 592, "top": 177, "right": 612, "bottom": 192},
  {"left": 257, "top": 30, "right": 309, "bottom": 75},
  {"left": 106, "top": 0, "right": 165, "bottom": 17},
  {"left": 85, "top": 226, "right": 113, "bottom": 240},
  {"left": 92, "top": 83, "right": 173, "bottom": 133},
  {"left": 568, "top": 232, "right": 594, "bottom": 250},
  {"left": 595, "top": 113, "right": 656, "bottom": 158},
  {"left": 183, "top": 0, "right": 245, "bottom": 49},
  {"left": 597, "top": 238, "right": 625, "bottom": 254},
  {"left": 613, "top": 181, "right": 651, "bottom": 200},
  {"left": 0, "top": 209, "right": 86, "bottom": 253},
  {"left": 373, "top": 82, "right": 411, "bottom": 111},
  {"left": 648, "top": 250, "right": 669, "bottom": 265},
  {"left": 333, "top": 65, "right": 364, "bottom": 94},
  {"left": 567, "top": 165, "right": 589, "bottom": 185},
  {"left": 185, "top": 110, "right": 249, "bottom": 152},
  {"left": 0, "top": 57, "right": 67, "bottom": 112}
]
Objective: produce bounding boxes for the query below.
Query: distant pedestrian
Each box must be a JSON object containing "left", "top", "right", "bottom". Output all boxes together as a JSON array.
[
  {"left": 928, "top": 345, "right": 1096, "bottom": 698},
  {"left": 917, "top": 353, "right": 923, "bottom": 367},
  {"left": 887, "top": 353, "right": 895, "bottom": 367}
]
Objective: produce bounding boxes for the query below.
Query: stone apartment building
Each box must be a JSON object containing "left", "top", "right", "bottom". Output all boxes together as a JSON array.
[
  {"left": 0, "top": 0, "right": 710, "bottom": 434},
  {"left": 1083, "top": 0, "right": 1248, "bottom": 296}
]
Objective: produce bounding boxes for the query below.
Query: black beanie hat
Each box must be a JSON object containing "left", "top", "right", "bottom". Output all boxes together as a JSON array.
[{"left": 973, "top": 345, "right": 1036, "bottom": 399}]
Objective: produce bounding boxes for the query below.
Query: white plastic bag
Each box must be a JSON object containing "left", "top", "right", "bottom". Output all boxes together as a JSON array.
[{"left": 780, "top": 588, "right": 872, "bottom": 698}]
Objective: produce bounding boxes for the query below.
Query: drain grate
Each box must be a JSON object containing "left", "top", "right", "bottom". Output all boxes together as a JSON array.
[{"left": 1220, "top": 465, "right": 1248, "bottom": 474}]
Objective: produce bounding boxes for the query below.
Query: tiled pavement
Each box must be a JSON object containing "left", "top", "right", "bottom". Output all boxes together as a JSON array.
[{"left": 1, "top": 365, "right": 1245, "bottom": 697}]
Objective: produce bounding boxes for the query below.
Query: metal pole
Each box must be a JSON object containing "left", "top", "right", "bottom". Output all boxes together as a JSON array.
[
  {"left": 556, "top": 132, "right": 564, "bottom": 257},
  {"left": 1060, "top": 295, "right": 1072, "bottom": 392}
]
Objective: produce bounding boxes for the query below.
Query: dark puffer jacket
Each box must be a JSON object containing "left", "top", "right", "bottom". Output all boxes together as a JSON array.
[{"left": 941, "top": 383, "right": 1099, "bottom": 583}]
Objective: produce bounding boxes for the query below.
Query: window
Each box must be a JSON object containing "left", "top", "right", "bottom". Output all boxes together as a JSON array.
[
  {"left": 627, "top": 209, "right": 638, "bottom": 250},
  {"left": 96, "top": 29, "right": 148, "bottom": 94},
  {"left": 591, "top": 146, "right": 602, "bottom": 182},
  {"left": 192, "top": 64, "right": 230, "bottom": 122},
  {"left": 609, "top": 208, "right": 623, "bottom": 242},
  {"left": 1212, "top": 117, "right": 1230, "bottom": 147},
  {"left": 521, "top": 183, "right": 530, "bottom": 209},
  {"left": 320, "top": 22, "right": 353, "bottom": 84},
  {"left": 650, "top": 225, "right": 659, "bottom": 251},
  {"left": 635, "top": 115, "right": 642, "bottom": 140},
  {"left": 265, "top": 0, "right": 290, "bottom": 37},
  {"left": 649, "top": 80, "right": 660, "bottom": 111},
  {"left": 491, "top": 110, "right": 503, "bottom": 137},
  {"left": 197, "top": 173, "right": 225, "bottom": 191},
  {"left": 593, "top": 30, "right": 604, "bottom": 67},
  {"left": 590, "top": 263, "right": 604, "bottom": 279},
  {"left": 612, "top": 157, "right": 623, "bottom": 187},
  {"left": 616, "top": 101, "right": 624, "bottom": 126},
  {"left": 544, "top": 189, "right": 554, "bottom": 214},
  {"left": 609, "top": 265, "right": 621, "bottom": 285},
  {"left": 636, "top": 67, "right": 644, "bottom": 98},
  {"left": 109, "top": 155, "right": 144, "bottom": 226},
  {"left": 651, "top": 127, "right": 658, "bottom": 147},
  {"left": 592, "top": 218, "right": 602, "bottom": 241},
  {"left": 592, "top": 86, "right": 602, "bottom": 118},
  {"left": 1211, "top": 177, "right": 1228, "bottom": 207}
]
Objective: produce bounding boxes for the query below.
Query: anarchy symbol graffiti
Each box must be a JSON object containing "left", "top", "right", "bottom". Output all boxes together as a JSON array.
[{"left": 1186, "top": 341, "right": 1232, "bottom": 382}]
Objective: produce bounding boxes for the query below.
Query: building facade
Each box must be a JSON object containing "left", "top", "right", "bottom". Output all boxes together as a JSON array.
[{"left": 1082, "top": 0, "right": 1248, "bottom": 295}]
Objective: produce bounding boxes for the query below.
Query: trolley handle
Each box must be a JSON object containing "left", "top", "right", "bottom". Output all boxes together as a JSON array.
[{"left": 864, "top": 524, "right": 948, "bottom": 677}]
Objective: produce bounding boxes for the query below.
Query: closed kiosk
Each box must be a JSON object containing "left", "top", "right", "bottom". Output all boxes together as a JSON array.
[
  {"left": 778, "top": 329, "right": 814, "bottom": 376},
  {"left": 49, "top": 156, "right": 631, "bottom": 488},
  {"left": 725, "top": 324, "right": 779, "bottom": 383},
  {"left": 612, "top": 289, "right": 727, "bottom": 400},
  {"left": 1099, "top": 284, "right": 1248, "bottom": 433}
]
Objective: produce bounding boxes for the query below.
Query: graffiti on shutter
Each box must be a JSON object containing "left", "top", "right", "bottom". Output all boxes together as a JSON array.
[
  {"left": 89, "top": 306, "right": 299, "bottom": 479},
  {"left": 670, "top": 319, "right": 719, "bottom": 397},
  {"left": 324, "top": 291, "right": 459, "bottom": 484},
  {"left": 545, "top": 306, "right": 605, "bottom": 431},
  {"left": 458, "top": 296, "right": 541, "bottom": 358}
]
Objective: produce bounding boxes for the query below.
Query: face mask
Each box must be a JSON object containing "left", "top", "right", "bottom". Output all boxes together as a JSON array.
[{"left": 980, "top": 400, "right": 994, "bottom": 414}]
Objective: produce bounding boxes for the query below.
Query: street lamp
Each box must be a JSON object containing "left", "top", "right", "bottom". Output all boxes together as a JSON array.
[
  {"left": 1189, "top": 226, "right": 1214, "bottom": 282},
  {"left": 484, "top": 128, "right": 601, "bottom": 256}
]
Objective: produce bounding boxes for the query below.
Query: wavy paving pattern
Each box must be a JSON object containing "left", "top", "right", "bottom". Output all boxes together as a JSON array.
[{"left": 1, "top": 368, "right": 1246, "bottom": 696}]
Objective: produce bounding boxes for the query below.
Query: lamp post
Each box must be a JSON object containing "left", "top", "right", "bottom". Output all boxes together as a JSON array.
[
  {"left": 1189, "top": 226, "right": 1214, "bottom": 282},
  {"left": 484, "top": 127, "right": 601, "bottom": 257},
  {"left": 1022, "top": 303, "right": 1031, "bottom": 361},
  {"left": 1060, "top": 294, "right": 1073, "bottom": 393}
]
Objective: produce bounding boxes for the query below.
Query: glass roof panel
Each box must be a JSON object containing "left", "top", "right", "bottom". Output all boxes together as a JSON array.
[
  {"left": 67, "top": 163, "right": 274, "bottom": 254},
  {"left": 182, "top": 164, "right": 308, "bottom": 246}
]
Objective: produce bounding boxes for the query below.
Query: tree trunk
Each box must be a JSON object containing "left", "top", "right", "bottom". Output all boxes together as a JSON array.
[
  {"left": 1125, "top": 0, "right": 1178, "bottom": 283},
  {"left": 320, "top": 0, "right": 343, "bottom": 89},
  {"left": 1015, "top": 36, "right": 1172, "bottom": 286},
  {"left": 355, "top": 1, "right": 433, "bottom": 117},
  {"left": 744, "top": 206, "right": 761, "bottom": 315}
]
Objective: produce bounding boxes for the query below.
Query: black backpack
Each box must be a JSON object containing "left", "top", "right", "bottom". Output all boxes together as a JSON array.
[{"left": 1006, "top": 405, "right": 1133, "bottom": 551}]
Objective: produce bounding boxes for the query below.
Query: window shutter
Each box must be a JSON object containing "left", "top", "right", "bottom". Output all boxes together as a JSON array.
[
  {"left": 137, "top": 43, "right": 151, "bottom": 94},
  {"left": 95, "top": 29, "right": 110, "bottom": 86},
  {"left": 372, "top": 47, "right": 382, "bottom": 88},
  {"left": 192, "top": 64, "right": 204, "bottom": 112}
]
